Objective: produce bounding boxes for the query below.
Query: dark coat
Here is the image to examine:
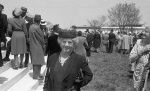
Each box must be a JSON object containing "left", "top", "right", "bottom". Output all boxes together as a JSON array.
[
  {"left": 93, "top": 33, "right": 101, "bottom": 48},
  {"left": 109, "top": 32, "right": 116, "bottom": 42},
  {"left": 86, "top": 33, "right": 94, "bottom": 48},
  {"left": 43, "top": 52, "right": 93, "bottom": 91},
  {"left": 46, "top": 34, "right": 61, "bottom": 56},
  {"left": 29, "top": 23, "right": 45, "bottom": 65},
  {"left": 0, "top": 13, "right": 8, "bottom": 42},
  {"left": 24, "top": 15, "right": 33, "bottom": 52}
]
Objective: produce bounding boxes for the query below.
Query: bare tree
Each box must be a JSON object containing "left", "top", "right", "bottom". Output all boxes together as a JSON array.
[
  {"left": 87, "top": 15, "right": 107, "bottom": 31},
  {"left": 108, "top": 2, "right": 142, "bottom": 31},
  {"left": 97, "top": 15, "right": 107, "bottom": 27}
]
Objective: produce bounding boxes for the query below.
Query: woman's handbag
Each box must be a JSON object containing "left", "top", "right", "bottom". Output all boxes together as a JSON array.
[{"left": 75, "top": 69, "right": 83, "bottom": 83}]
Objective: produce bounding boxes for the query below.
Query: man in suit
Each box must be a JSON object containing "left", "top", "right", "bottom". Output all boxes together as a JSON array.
[
  {"left": 21, "top": 7, "right": 33, "bottom": 67},
  {"left": 85, "top": 29, "right": 94, "bottom": 57},
  {"left": 108, "top": 29, "right": 116, "bottom": 53},
  {"left": 29, "top": 14, "right": 45, "bottom": 79},
  {"left": 0, "top": 4, "right": 8, "bottom": 66}
]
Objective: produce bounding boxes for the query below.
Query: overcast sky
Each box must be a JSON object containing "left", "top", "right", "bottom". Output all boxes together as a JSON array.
[{"left": 1, "top": 0, "right": 150, "bottom": 28}]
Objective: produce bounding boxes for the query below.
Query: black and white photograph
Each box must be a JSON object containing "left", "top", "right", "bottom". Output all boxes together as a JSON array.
[{"left": 0, "top": 0, "right": 150, "bottom": 91}]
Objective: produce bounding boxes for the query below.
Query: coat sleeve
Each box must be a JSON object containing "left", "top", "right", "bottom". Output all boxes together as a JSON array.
[
  {"left": 74, "top": 56, "right": 93, "bottom": 88},
  {"left": 43, "top": 67, "right": 51, "bottom": 91},
  {"left": 43, "top": 54, "right": 55, "bottom": 91}
]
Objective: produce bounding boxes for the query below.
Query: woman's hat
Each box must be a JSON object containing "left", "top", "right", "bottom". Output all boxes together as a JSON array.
[
  {"left": 40, "top": 19, "right": 47, "bottom": 25},
  {"left": 14, "top": 8, "right": 22, "bottom": 16},
  {"left": 59, "top": 29, "right": 77, "bottom": 38}
]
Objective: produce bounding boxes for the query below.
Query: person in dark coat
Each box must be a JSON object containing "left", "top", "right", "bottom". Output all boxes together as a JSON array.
[
  {"left": 0, "top": 4, "right": 8, "bottom": 67},
  {"left": 45, "top": 24, "right": 61, "bottom": 66},
  {"left": 93, "top": 30, "right": 101, "bottom": 53},
  {"left": 43, "top": 29, "right": 93, "bottom": 91},
  {"left": 21, "top": 7, "right": 33, "bottom": 67},
  {"left": 40, "top": 19, "right": 48, "bottom": 55},
  {"left": 108, "top": 29, "right": 116, "bottom": 53},
  {"left": 29, "top": 14, "right": 45, "bottom": 79},
  {"left": 85, "top": 29, "right": 94, "bottom": 57},
  {"left": 8, "top": 8, "right": 27, "bottom": 69}
]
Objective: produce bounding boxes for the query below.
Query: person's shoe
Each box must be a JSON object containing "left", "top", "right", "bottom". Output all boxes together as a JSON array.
[
  {"left": 19, "top": 63, "right": 24, "bottom": 68},
  {"left": 13, "top": 65, "right": 18, "bottom": 70},
  {"left": 3, "top": 57, "right": 10, "bottom": 61},
  {"left": 128, "top": 70, "right": 134, "bottom": 74},
  {"left": 33, "top": 76, "right": 44, "bottom": 80},
  {"left": 127, "top": 74, "right": 133, "bottom": 79},
  {"left": 37, "top": 76, "right": 44, "bottom": 80}
]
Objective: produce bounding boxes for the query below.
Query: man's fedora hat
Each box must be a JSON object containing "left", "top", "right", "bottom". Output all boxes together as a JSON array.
[
  {"left": 34, "top": 14, "right": 41, "bottom": 21},
  {"left": 21, "top": 7, "right": 27, "bottom": 12},
  {"left": 40, "top": 19, "right": 47, "bottom": 25}
]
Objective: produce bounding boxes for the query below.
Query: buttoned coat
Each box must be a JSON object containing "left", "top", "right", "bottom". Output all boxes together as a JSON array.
[
  {"left": 43, "top": 52, "right": 93, "bottom": 91},
  {"left": 29, "top": 23, "right": 45, "bottom": 65}
]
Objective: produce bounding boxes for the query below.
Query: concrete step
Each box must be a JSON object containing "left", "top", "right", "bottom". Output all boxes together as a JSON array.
[
  {"left": 0, "top": 61, "right": 12, "bottom": 74},
  {"left": 7, "top": 65, "right": 46, "bottom": 91},
  {"left": 0, "top": 50, "right": 14, "bottom": 74},
  {"left": 35, "top": 84, "right": 43, "bottom": 91},
  {"left": 0, "top": 65, "right": 31, "bottom": 91}
]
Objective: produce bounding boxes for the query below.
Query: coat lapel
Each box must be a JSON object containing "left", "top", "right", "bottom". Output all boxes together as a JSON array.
[
  {"left": 50, "top": 53, "right": 59, "bottom": 78},
  {"left": 63, "top": 52, "right": 75, "bottom": 79}
]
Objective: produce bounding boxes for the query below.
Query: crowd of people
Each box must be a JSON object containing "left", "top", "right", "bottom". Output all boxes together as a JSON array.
[
  {"left": 1, "top": 3, "right": 150, "bottom": 91},
  {"left": 0, "top": 4, "right": 93, "bottom": 91}
]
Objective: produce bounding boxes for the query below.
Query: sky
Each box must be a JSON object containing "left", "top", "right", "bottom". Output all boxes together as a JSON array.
[{"left": 1, "top": 0, "right": 150, "bottom": 28}]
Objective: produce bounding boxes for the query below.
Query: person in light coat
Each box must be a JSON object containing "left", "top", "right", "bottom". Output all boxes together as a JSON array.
[{"left": 121, "top": 31, "right": 130, "bottom": 54}]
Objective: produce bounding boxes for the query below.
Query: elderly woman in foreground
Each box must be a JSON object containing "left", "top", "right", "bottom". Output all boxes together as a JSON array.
[
  {"left": 129, "top": 28, "right": 150, "bottom": 91},
  {"left": 43, "top": 29, "right": 93, "bottom": 91}
]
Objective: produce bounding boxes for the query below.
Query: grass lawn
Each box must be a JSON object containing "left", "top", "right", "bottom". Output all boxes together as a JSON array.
[{"left": 82, "top": 49, "right": 134, "bottom": 91}]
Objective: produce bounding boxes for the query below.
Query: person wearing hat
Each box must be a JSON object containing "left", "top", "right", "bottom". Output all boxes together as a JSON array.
[
  {"left": 129, "top": 28, "right": 150, "bottom": 91},
  {"left": 0, "top": 4, "right": 8, "bottom": 66},
  {"left": 40, "top": 19, "right": 48, "bottom": 51},
  {"left": 43, "top": 29, "right": 93, "bottom": 91},
  {"left": 45, "top": 24, "right": 61, "bottom": 65},
  {"left": 29, "top": 14, "right": 45, "bottom": 79},
  {"left": 7, "top": 8, "right": 28, "bottom": 69},
  {"left": 21, "top": 7, "right": 33, "bottom": 67}
]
